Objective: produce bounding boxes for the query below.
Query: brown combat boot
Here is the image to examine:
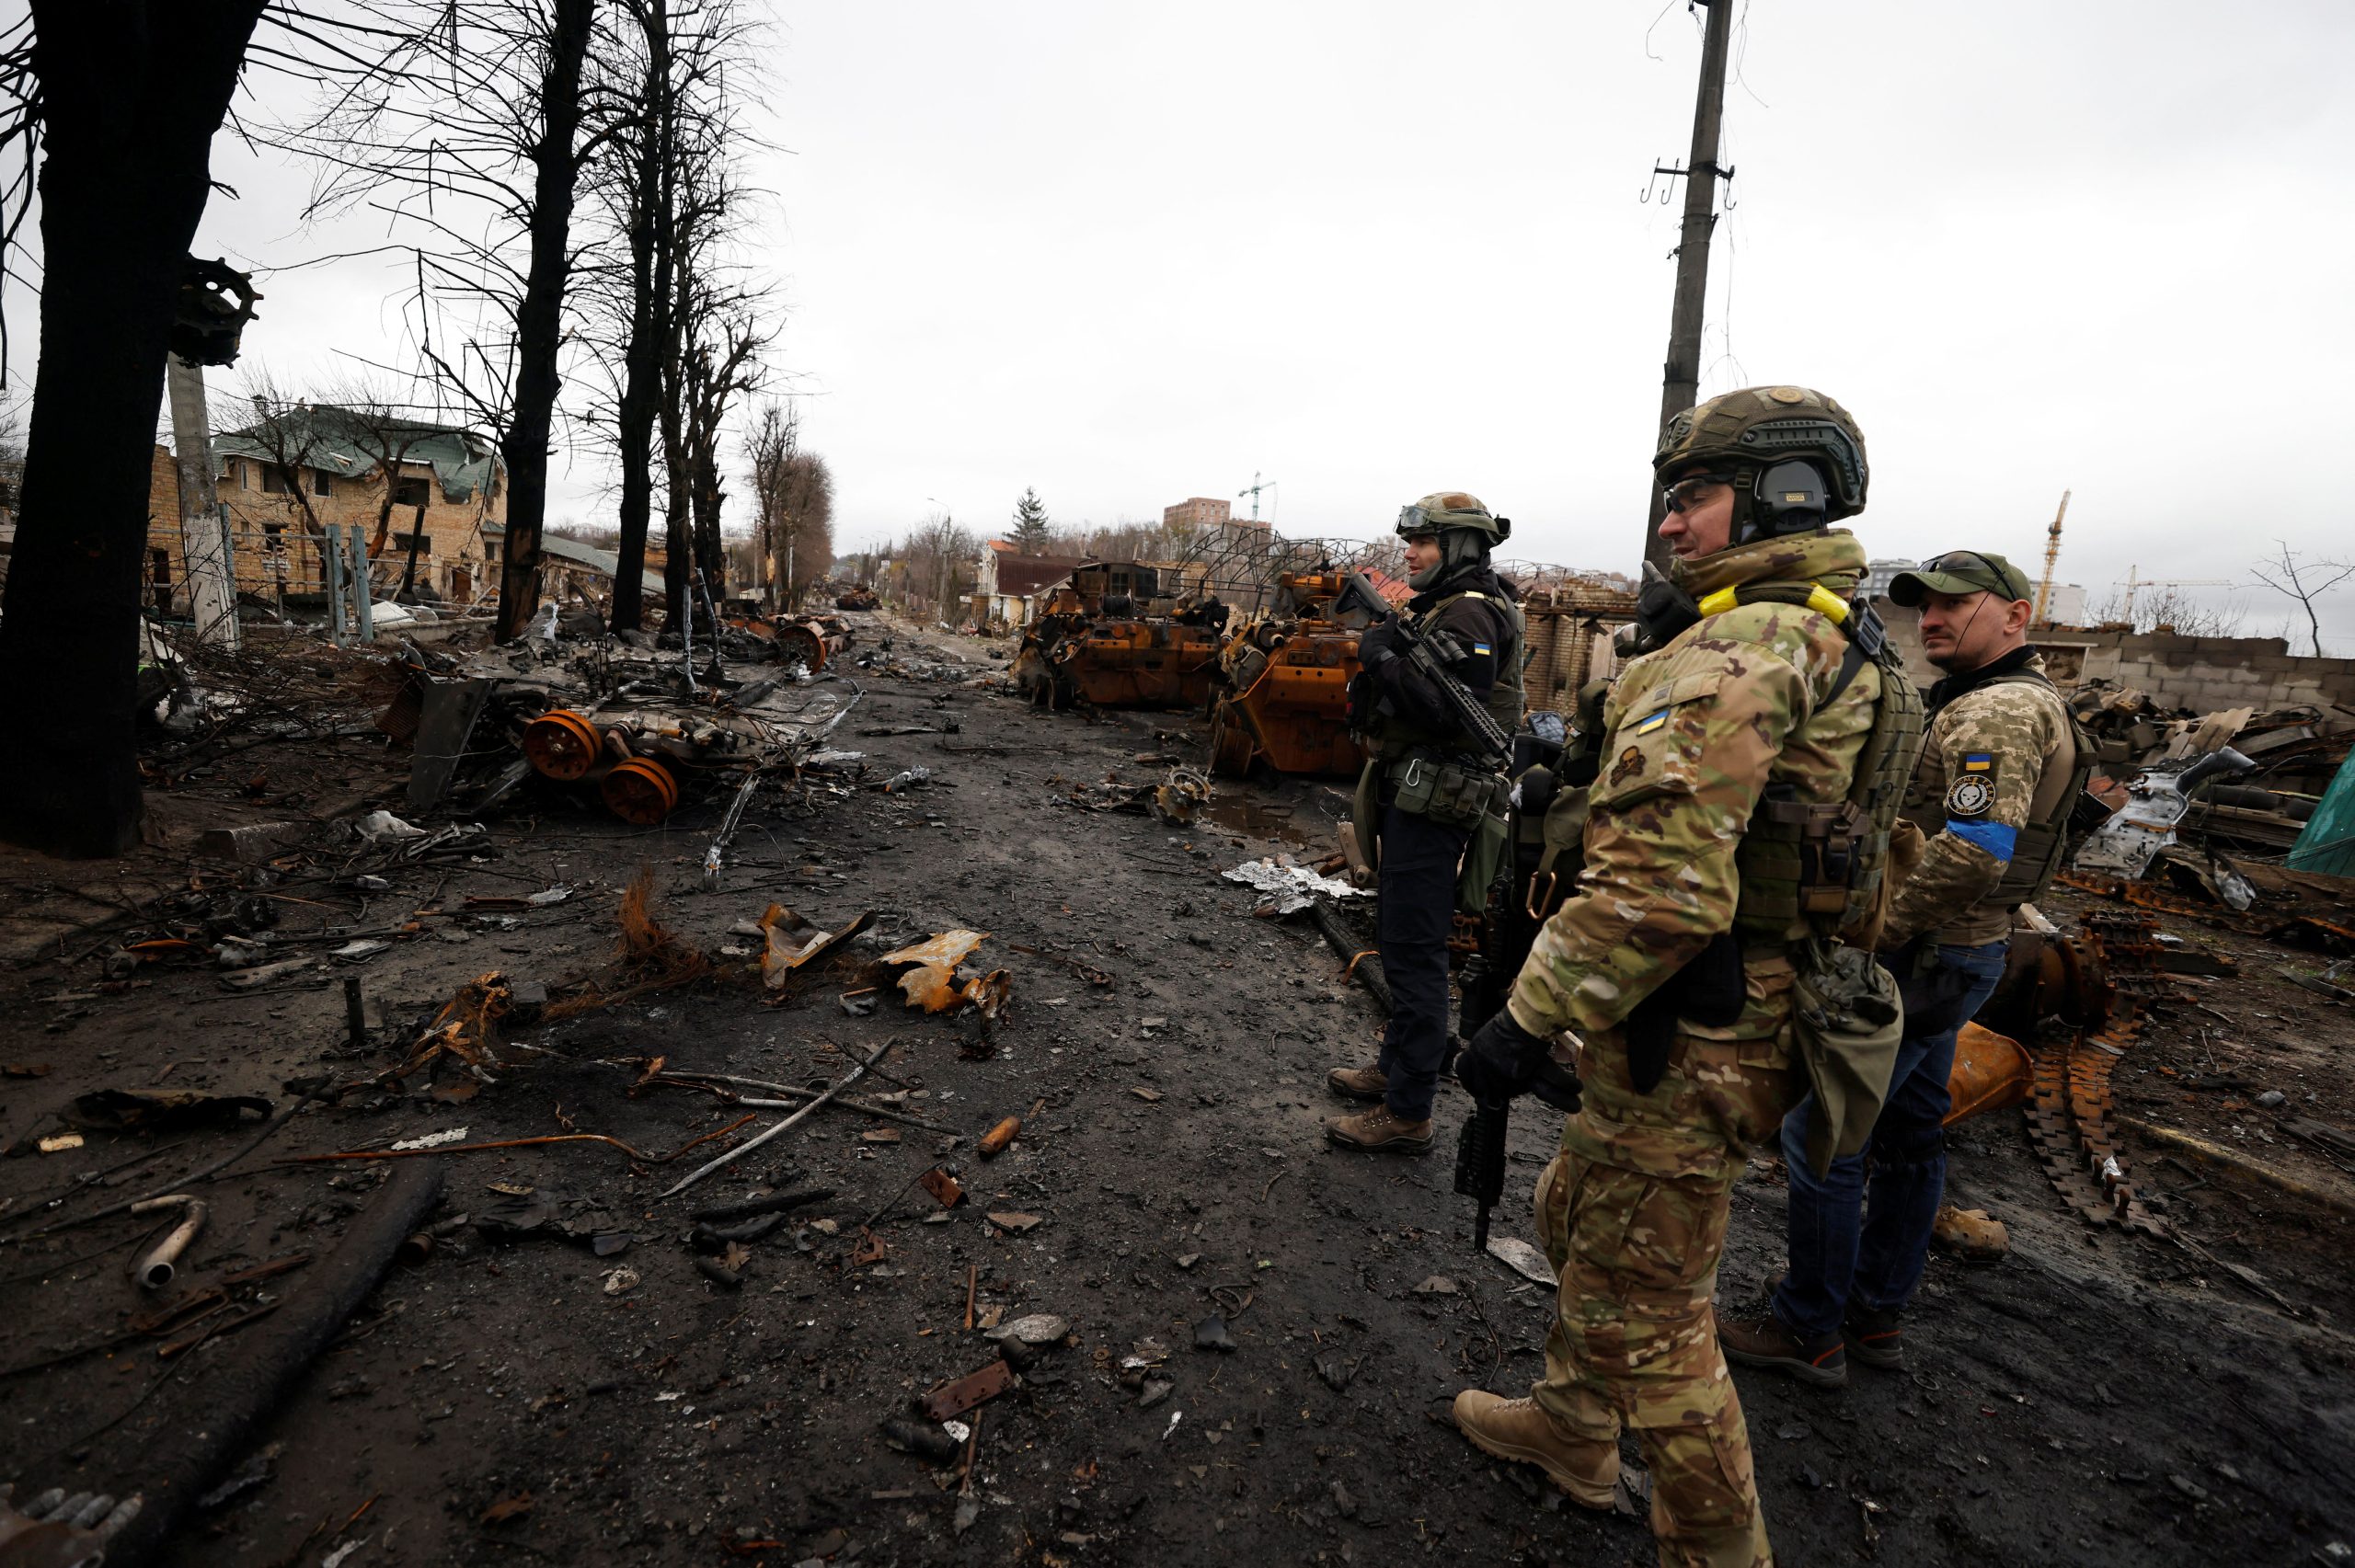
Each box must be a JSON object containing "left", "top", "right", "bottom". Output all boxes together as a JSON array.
[
  {"left": 1326, "top": 1064, "right": 1388, "bottom": 1102},
  {"left": 1451, "top": 1391, "right": 1619, "bottom": 1509},
  {"left": 1324, "top": 1104, "right": 1432, "bottom": 1154},
  {"left": 1718, "top": 1309, "right": 1848, "bottom": 1388}
]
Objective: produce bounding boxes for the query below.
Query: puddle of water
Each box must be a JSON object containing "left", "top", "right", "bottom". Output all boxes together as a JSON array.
[{"left": 1204, "top": 792, "right": 1320, "bottom": 846}]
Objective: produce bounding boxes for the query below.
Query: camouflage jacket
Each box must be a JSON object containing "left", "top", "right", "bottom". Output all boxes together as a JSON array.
[
  {"left": 1507, "top": 529, "right": 1879, "bottom": 1039},
  {"left": 1880, "top": 650, "right": 2072, "bottom": 949}
]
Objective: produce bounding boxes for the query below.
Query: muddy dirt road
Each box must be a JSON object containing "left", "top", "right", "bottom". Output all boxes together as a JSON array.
[{"left": 3, "top": 620, "right": 2351, "bottom": 1567}]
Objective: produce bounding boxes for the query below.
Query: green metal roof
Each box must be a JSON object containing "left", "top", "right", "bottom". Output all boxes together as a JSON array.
[{"left": 214, "top": 406, "right": 502, "bottom": 504}]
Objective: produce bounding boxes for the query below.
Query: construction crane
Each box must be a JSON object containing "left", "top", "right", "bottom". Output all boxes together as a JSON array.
[
  {"left": 2032, "top": 489, "right": 2070, "bottom": 625},
  {"left": 1237, "top": 472, "right": 1278, "bottom": 523}
]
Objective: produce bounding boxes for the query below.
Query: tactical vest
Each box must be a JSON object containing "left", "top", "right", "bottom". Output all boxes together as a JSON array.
[
  {"left": 1702, "top": 584, "right": 1926, "bottom": 944},
  {"left": 1370, "top": 587, "right": 1527, "bottom": 763},
  {"left": 1900, "top": 669, "right": 2094, "bottom": 911}
]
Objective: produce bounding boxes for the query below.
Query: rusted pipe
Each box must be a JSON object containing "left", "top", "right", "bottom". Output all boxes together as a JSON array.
[{"left": 129, "top": 1196, "right": 208, "bottom": 1291}]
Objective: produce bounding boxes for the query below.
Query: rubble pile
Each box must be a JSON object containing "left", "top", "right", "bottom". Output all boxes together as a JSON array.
[
  {"left": 373, "top": 615, "right": 862, "bottom": 837},
  {"left": 2071, "top": 681, "right": 2354, "bottom": 856}
]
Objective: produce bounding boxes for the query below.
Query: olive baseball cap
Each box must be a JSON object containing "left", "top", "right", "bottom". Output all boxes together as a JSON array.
[{"left": 1889, "top": 549, "right": 2034, "bottom": 607}]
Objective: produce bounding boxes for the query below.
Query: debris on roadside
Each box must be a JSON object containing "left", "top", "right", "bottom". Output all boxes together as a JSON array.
[
  {"left": 1065, "top": 768, "right": 1211, "bottom": 827},
  {"left": 919, "top": 1360, "right": 1019, "bottom": 1421},
  {"left": 1931, "top": 1205, "right": 2011, "bottom": 1260},
  {"left": 879, "top": 930, "right": 1011, "bottom": 1019},
  {"left": 1484, "top": 1237, "right": 1557, "bottom": 1288},
  {"left": 1223, "top": 854, "right": 1369, "bottom": 916},
  {"left": 758, "top": 904, "right": 874, "bottom": 991},
  {"left": 65, "top": 1088, "right": 271, "bottom": 1133}
]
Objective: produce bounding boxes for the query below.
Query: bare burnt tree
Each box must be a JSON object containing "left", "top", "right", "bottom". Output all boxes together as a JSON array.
[
  {"left": 226, "top": 372, "right": 336, "bottom": 540},
  {"left": 677, "top": 283, "right": 770, "bottom": 602},
  {"left": 0, "top": 2, "right": 277, "bottom": 854},
  {"left": 311, "top": 377, "right": 442, "bottom": 558},
  {"left": 281, "top": 0, "right": 628, "bottom": 640},
  {"left": 745, "top": 401, "right": 833, "bottom": 612},
  {"left": 780, "top": 449, "right": 835, "bottom": 612},
  {"left": 582, "top": 0, "right": 749, "bottom": 632},
  {"left": 745, "top": 400, "right": 794, "bottom": 607},
  {"left": 573, "top": 0, "right": 770, "bottom": 633},
  {"left": 2249, "top": 541, "right": 2355, "bottom": 659}
]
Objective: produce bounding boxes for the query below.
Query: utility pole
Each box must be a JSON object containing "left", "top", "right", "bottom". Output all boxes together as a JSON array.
[
  {"left": 1641, "top": 0, "right": 1736, "bottom": 575},
  {"left": 165, "top": 352, "right": 241, "bottom": 648}
]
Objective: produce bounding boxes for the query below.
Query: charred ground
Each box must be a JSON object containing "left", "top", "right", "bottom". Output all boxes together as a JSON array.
[{"left": 2, "top": 617, "right": 2352, "bottom": 1568}]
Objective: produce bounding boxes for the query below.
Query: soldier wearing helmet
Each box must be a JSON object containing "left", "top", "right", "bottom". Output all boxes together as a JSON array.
[
  {"left": 1720, "top": 548, "right": 2086, "bottom": 1392},
  {"left": 1327, "top": 491, "right": 1526, "bottom": 1154},
  {"left": 1448, "top": 388, "right": 1903, "bottom": 1568}
]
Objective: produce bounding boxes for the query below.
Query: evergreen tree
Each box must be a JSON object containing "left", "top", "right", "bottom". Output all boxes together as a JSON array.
[{"left": 1011, "top": 486, "right": 1051, "bottom": 554}]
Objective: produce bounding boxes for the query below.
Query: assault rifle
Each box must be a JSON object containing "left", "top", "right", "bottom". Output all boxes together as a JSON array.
[
  {"left": 1454, "top": 1090, "right": 1509, "bottom": 1251},
  {"left": 1333, "top": 572, "right": 1511, "bottom": 763}
]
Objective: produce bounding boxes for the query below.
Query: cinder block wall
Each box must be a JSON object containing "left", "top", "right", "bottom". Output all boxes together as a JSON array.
[{"left": 1875, "top": 605, "right": 2355, "bottom": 713}]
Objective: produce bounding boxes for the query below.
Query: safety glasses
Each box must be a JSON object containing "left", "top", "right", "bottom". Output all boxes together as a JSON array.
[{"left": 1660, "top": 474, "right": 1734, "bottom": 514}]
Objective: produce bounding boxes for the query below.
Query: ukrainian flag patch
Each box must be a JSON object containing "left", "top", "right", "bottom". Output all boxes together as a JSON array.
[
  {"left": 1471, "top": 642, "right": 1492, "bottom": 656},
  {"left": 1962, "top": 752, "right": 1993, "bottom": 772},
  {"left": 1634, "top": 709, "right": 1669, "bottom": 735}
]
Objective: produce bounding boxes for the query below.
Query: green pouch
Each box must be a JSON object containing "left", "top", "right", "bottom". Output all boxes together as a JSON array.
[
  {"left": 1788, "top": 937, "right": 1903, "bottom": 1176},
  {"left": 1389, "top": 754, "right": 1442, "bottom": 818},
  {"left": 1426, "top": 761, "right": 1492, "bottom": 830},
  {"left": 1454, "top": 777, "right": 1512, "bottom": 914}
]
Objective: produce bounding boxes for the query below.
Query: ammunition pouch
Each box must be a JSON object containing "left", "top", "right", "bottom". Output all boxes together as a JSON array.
[
  {"left": 1387, "top": 752, "right": 1497, "bottom": 831},
  {"left": 1788, "top": 936, "right": 1905, "bottom": 1176},
  {"left": 1740, "top": 793, "right": 1873, "bottom": 930}
]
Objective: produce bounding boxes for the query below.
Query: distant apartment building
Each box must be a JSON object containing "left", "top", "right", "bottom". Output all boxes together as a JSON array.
[
  {"left": 1861, "top": 558, "right": 1917, "bottom": 602},
  {"left": 1164, "top": 497, "right": 1235, "bottom": 532},
  {"left": 2039, "top": 583, "right": 2088, "bottom": 626}
]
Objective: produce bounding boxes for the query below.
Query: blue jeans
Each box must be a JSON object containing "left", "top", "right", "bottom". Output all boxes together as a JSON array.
[
  {"left": 1374, "top": 801, "right": 1469, "bottom": 1122},
  {"left": 1773, "top": 939, "right": 2009, "bottom": 1339}
]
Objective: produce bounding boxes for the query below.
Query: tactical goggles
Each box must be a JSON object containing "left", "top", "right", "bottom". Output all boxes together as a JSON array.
[
  {"left": 1660, "top": 474, "right": 1735, "bottom": 514},
  {"left": 1396, "top": 504, "right": 1441, "bottom": 534}
]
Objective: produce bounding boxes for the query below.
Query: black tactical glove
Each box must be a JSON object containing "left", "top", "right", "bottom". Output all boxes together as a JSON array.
[
  {"left": 1357, "top": 618, "right": 1406, "bottom": 669},
  {"left": 1456, "top": 1011, "right": 1582, "bottom": 1113}
]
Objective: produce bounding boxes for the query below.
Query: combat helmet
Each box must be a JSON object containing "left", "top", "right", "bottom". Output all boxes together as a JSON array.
[
  {"left": 1396, "top": 490, "right": 1511, "bottom": 589},
  {"left": 1654, "top": 385, "right": 1867, "bottom": 543},
  {"left": 1396, "top": 491, "right": 1511, "bottom": 545}
]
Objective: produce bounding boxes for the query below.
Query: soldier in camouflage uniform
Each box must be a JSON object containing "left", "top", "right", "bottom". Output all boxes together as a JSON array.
[
  {"left": 1721, "top": 551, "right": 2081, "bottom": 1383},
  {"left": 1448, "top": 386, "right": 1882, "bottom": 1568}
]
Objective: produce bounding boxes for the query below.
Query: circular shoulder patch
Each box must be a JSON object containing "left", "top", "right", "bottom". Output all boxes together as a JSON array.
[{"left": 1946, "top": 775, "right": 1994, "bottom": 818}]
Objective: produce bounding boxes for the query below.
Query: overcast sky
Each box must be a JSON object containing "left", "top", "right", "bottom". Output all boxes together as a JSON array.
[{"left": 15, "top": 1, "right": 2355, "bottom": 648}]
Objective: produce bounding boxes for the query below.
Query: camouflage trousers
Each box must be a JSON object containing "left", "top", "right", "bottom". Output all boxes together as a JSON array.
[{"left": 1532, "top": 1020, "right": 1797, "bottom": 1568}]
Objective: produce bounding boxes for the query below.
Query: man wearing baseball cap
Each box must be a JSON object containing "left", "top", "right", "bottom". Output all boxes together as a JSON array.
[{"left": 1721, "top": 548, "right": 2088, "bottom": 1385}]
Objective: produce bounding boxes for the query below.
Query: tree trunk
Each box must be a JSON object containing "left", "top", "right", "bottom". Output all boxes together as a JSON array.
[
  {"left": 0, "top": 0, "right": 266, "bottom": 857},
  {"left": 690, "top": 434, "right": 724, "bottom": 597},
  {"left": 495, "top": 0, "right": 595, "bottom": 642},
  {"left": 609, "top": 1, "right": 671, "bottom": 634}
]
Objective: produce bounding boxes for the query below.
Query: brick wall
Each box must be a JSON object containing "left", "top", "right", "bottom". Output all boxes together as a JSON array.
[{"left": 146, "top": 444, "right": 504, "bottom": 608}]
